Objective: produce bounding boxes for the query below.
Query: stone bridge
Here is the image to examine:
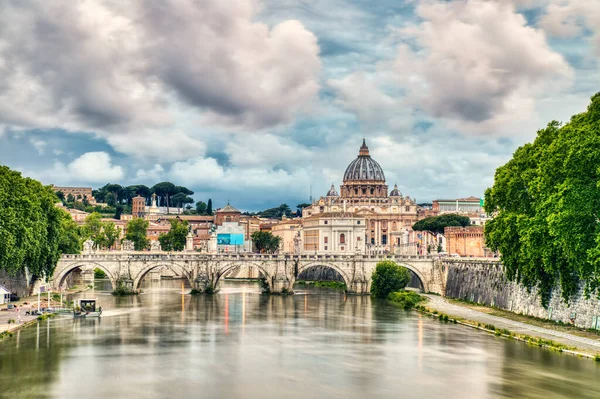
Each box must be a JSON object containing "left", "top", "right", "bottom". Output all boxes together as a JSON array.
[{"left": 52, "top": 252, "right": 445, "bottom": 295}]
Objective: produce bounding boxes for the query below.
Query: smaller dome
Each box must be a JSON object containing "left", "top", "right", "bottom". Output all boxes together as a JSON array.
[
  {"left": 326, "top": 184, "right": 339, "bottom": 197},
  {"left": 390, "top": 183, "right": 401, "bottom": 197}
]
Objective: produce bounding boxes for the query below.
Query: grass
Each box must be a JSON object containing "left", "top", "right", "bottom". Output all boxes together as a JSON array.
[
  {"left": 388, "top": 291, "right": 426, "bottom": 310},
  {"left": 295, "top": 280, "right": 347, "bottom": 290}
]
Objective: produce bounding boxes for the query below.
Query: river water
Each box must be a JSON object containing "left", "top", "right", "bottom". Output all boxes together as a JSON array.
[{"left": 1, "top": 280, "right": 600, "bottom": 399}]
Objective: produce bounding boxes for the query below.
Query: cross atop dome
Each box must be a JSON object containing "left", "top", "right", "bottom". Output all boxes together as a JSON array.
[{"left": 359, "top": 138, "right": 370, "bottom": 156}]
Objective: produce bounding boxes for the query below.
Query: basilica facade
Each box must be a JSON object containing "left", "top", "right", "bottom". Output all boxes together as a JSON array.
[{"left": 302, "top": 140, "right": 419, "bottom": 252}]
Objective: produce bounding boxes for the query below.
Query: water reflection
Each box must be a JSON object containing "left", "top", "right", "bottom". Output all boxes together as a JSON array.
[{"left": 0, "top": 280, "right": 599, "bottom": 399}]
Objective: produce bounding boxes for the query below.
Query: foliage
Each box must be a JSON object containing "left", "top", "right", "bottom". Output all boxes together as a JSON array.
[
  {"left": 412, "top": 214, "right": 471, "bottom": 235},
  {"left": 81, "top": 212, "right": 119, "bottom": 249},
  {"left": 370, "top": 261, "right": 411, "bottom": 299},
  {"left": 151, "top": 182, "right": 177, "bottom": 211},
  {"left": 158, "top": 219, "right": 189, "bottom": 251},
  {"left": 112, "top": 279, "right": 139, "bottom": 296},
  {"left": 295, "top": 280, "right": 346, "bottom": 290},
  {"left": 258, "top": 204, "right": 293, "bottom": 219},
  {"left": 251, "top": 231, "right": 282, "bottom": 253},
  {"left": 388, "top": 291, "right": 425, "bottom": 310},
  {"left": 113, "top": 204, "right": 123, "bottom": 220},
  {"left": 259, "top": 277, "right": 270, "bottom": 294},
  {"left": 171, "top": 192, "right": 194, "bottom": 209},
  {"left": 484, "top": 93, "right": 600, "bottom": 306},
  {"left": 207, "top": 199, "right": 213, "bottom": 215},
  {"left": 196, "top": 201, "right": 207, "bottom": 215},
  {"left": 0, "top": 166, "right": 64, "bottom": 278},
  {"left": 296, "top": 203, "right": 311, "bottom": 216},
  {"left": 125, "top": 217, "right": 149, "bottom": 251},
  {"left": 57, "top": 210, "right": 82, "bottom": 254},
  {"left": 55, "top": 191, "right": 65, "bottom": 201}
]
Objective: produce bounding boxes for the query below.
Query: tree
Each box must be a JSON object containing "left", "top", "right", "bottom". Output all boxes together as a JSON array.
[
  {"left": 171, "top": 192, "right": 194, "bottom": 209},
  {"left": 370, "top": 261, "right": 411, "bottom": 299},
  {"left": 57, "top": 210, "right": 82, "bottom": 254},
  {"left": 258, "top": 204, "right": 293, "bottom": 219},
  {"left": 82, "top": 213, "right": 105, "bottom": 248},
  {"left": 296, "top": 203, "right": 311, "bottom": 216},
  {"left": 251, "top": 231, "right": 282, "bottom": 253},
  {"left": 105, "top": 183, "right": 123, "bottom": 205},
  {"left": 102, "top": 222, "right": 120, "bottom": 249},
  {"left": 0, "top": 166, "right": 64, "bottom": 278},
  {"left": 66, "top": 193, "right": 75, "bottom": 203},
  {"left": 484, "top": 93, "right": 600, "bottom": 306},
  {"left": 412, "top": 214, "right": 471, "bottom": 235},
  {"left": 151, "top": 182, "right": 176, "bottom": 213},
  {"left": 158, "top": 219, "right": 189, "bottom": 251},
  {"left": 196, "top": 201, "right": 207, "bottom": 215},
  {"left": 114, "top": 204, "right": 124, "bottom": 220},
  {"left": 55, "top": 191, "right": 65, "bottom": 201},
  {"left": 125, "top": 217, "right": 149, "bottom": 251},
  {"left": 207, "top": 199, "right": 213, "bottom": 215}
]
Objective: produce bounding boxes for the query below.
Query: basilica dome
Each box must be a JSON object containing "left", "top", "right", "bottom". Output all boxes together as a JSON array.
[{"left": 343, "top": 139, "right": 386, "bottom": 182}]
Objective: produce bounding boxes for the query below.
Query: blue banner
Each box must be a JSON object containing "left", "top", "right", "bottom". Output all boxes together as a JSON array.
[{"left": 217, "top": 234, "right": 244, "bottom": 245}]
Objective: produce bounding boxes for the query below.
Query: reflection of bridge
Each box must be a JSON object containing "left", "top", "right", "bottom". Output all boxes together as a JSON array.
[{"left": 52, "top": 252, "right": 444, "bottom": 294}]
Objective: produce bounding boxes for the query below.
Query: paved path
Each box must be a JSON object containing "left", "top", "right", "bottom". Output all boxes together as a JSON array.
[
  {"left": 424, "top": 295, "right": 600, "bottom": 354},
  {"left": 0, "top": 306, "right": 39, "bottom": 334}
]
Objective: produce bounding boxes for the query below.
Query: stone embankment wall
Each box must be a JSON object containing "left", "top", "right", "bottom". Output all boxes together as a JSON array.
[
  {"left": 0, "top": 270, "right": 30, "bottom": 298},
  {"left": 442, "top": 259, "right": 600, "bottom": 329}
]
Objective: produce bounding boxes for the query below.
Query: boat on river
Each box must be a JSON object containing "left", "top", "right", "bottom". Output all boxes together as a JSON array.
[{"left": 73, "top": 299, "right": 102, "bottom": 318}]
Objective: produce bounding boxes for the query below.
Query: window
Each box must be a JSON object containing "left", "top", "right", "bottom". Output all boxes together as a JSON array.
[
  {"left": 371, "top": 221, "right": 375, "bottom": 228},
  {"left": 362, "top": 188, "right": 366, "bottom": 195},
  {"left": 393, "top": 222, "right": 397, "bottom": 230},
  {"left": 354, "top": 189, "right": 358, "bottom": 195},
  {"left": 225, "top": 216, "right": 232, "bottom": 222},
  {"left": 324, "top": 237, "right": 328, "bottom": 244},
  {"left": 324, "top": 220, "right": 328, "bottom": 225},
  {"left": 405, "top": 206, "right": 410, "bottom": 211},
  {"left": 382, "top": 235, "right": 387, "bottom": 245},
  {"left": 340, "top": 233, "right": 346, "bottom": 244},
  {"left": 370, "top": 188, "right": 374, "bottom": 195},
  {"left": 324, "top": 246, "right": 328, "bottom": 250},
  {"left": 357, "top": 221, "right": 361, "bottom": 224},
  {"left": 371, "top": 237, "right": 375, "bottom": 244}
]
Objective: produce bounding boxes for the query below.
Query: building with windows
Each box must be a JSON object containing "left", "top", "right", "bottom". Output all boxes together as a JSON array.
[
  {"left": 271, "top": 216, "right": 302, "bottom": 254},
  {"left": 50, "top": 185, "right": 96, "bottom": 204},
  {"left": 444, "top": 226, "right": 496, "bottom": 257},
  {"left": 432, "top": 196, "right": 483, "bottom": 215},
  {"left": 302, "top": 140, "right": 419, "bottom": 252},
  {"left": 302, "top": 213, "right": 366, "bottom": 254}
]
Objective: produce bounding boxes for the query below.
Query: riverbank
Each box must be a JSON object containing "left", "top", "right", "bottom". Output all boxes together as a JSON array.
[
  {"left": 420, "top": 294, "right": 600, "bottom": 358},
  {"left": 0, "top": 285, "right": 89, "bottom": 336}
]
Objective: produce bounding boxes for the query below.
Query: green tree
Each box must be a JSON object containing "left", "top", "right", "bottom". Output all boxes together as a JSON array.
[
  {"left": 102, "top": 222, "right": 120, "bottom": 249},
  {"left": 114, "top": 204, "right": 124, "bottom": 219},
  {"left": 151, "top": 182, "right": 176, "bottom": 213},
  {"left": 158, "top": 219, "right": 189, "bottom": 251},
  {"left": 105, "top": 183, "right": 123, "bottom": 205},
  {"left": 412, "top": 214, "right": 471, "bottom": 235},
  {"left": 125, "top": 217, "right": 149, "bottom": 251},
  {"left": 66, "top": 193, "right": 75, "bottom": 203},
  {"left": 484, "top": 93, "right": 600, "bottom": 306},
  {"left": 370, "top": 261, "right": 411, "bottom": 299},
  {"left": 171, "top": 192, "right": 194, "bottom": 209},
  {"left": 82, "top": 213, "right": 105, "bottom": 248},
  {"left": 0, "top": 166, "right": 64, "bottom": 278},
  {"left": 196, "top": 201, "right": 207, "bottom": 215},
  {"left": 296, "top": 203, "right": 311, "bottom": 216},
  {"left": 207, "top": 198, "right": 213, "bottom": 215},
  {"left": 55, "top": 191, "right": 65, "bottom": 201},
  {"left": 251, "top": 231, "right": 282, "bottom": 253},
  {"left": 57, "top": 210, "right": 82, "bottom": 254}
]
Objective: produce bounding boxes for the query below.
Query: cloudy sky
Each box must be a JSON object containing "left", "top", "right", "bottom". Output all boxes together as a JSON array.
[{"left": 0, "top": 0, "right": 597, "bottom": 210}]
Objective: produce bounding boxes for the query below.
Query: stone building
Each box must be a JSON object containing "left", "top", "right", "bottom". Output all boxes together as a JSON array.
[
  {"left": 302, "top": 139, "right": 419, "bottom": 252},
  {"left": 433, "top": 196, "right": 483, "bottom": 215},
  {"left": 444, "top": 226, "right": 496, "bottom": 257},
  {"left": 302, "top": 212, "right": 366, "bottom": 254},
  {"left": 215, "top": 203, "right": 241, "bottom": 225},
  {"left": 271, "top": 216, "right": 302, "bottom": 254},
  {"left": 50, "top": 184, "right": 96, "bottom": 203}
]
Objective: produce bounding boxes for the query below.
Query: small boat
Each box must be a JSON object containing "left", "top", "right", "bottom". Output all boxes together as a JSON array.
[{"left": 73, "top": 299, "right": 102, "bottom": 318}]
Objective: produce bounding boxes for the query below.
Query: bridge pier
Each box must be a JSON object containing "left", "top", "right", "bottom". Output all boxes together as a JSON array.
[{"left": 346, "top": 279, "right": 370, "bottom": 295}]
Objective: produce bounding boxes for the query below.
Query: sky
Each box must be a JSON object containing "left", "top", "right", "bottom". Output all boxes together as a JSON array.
[{"left": 0, "top": 0, "right": 598, "bottom": 211}]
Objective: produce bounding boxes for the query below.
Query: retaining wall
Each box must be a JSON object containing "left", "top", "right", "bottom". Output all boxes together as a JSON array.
[{"left": 443, "top": 259, "right": 600, "bottom": 329}]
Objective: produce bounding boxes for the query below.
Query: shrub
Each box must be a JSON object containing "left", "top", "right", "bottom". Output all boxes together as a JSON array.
[
  {"left": 388, "top": 291, "right": 425, "bottom": 310},
  {"left": 94, "top": 268, "right": 106, "bottom": 279},
  {"left": 370, "top": 261, "right": 411, "bottom": 299}
]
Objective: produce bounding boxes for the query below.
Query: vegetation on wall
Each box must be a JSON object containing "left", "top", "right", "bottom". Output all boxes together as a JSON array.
[
  {"left": 484, "top": 93, "right": 600, "bottom": 306},
  {"left": 370, "top": 261, "right": 411, "bottom": 299}
]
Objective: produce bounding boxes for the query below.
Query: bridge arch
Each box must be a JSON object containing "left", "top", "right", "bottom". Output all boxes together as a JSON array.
[
  {"left": 296, "top": 262, "right": 352, "bottom": 289},
  {"left": 215, "top": 262, "right": 272, "bottom": 286},
  {"left": 132, "top": 262, "right": 193, "bottom": 289},
  {"left": 392, "top": 262, "right": 428, "bottom": 293},
  {"left": 53, "top": 262, "right": 116, "bottom": 291}
]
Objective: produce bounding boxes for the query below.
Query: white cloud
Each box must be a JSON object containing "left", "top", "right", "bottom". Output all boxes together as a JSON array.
[
  {"left": 136, "top": 164, "right": 165, "bottom": 182},
  {"left": 29, "top": 138, "right": 47, "bottom": 155},
  {"left": 539, "top": 1, "right": 600, "bottom": 54},
  {"left": 29, "top": 151, "right": 124, "bottom": 185},
  {"left": 0, "top": 0, "right": 321, "bottom": 156}
]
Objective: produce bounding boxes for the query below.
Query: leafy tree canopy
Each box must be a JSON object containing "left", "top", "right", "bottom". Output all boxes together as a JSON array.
[
  {"left": 251, "top": 231, "right": 282, "bottom": 253},
  {"left": 125, "top": 217, "right": 149, "bottom": 251},
  {"left": 412, "top": 214, "right": 471, "bottom": 235},
  {"left": 0, "top": 166, "right": 65, "bottom": 278},
  {"left": 370, "top": 261, "right": 411, "bottom": 299},
  {"left": 158, "top": 219, "right": 189, "bottom": 251},
  {"left": 484, "top": 93, "right": 600, "bottom": 306}
]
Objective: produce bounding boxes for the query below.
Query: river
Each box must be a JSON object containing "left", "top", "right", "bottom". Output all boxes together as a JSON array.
[{"left": 1, "top": 280, "right": 599, "bottom": 398}]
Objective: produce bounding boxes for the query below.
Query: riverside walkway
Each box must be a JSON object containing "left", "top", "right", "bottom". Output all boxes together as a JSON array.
[{"left": 424, "top": 294, "right": 600, "bottom": 354}]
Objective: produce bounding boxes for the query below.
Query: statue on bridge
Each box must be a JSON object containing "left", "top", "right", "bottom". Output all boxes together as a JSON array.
[
  {"left": 83, "top": 239, "right": 94, "bottom": 254},
  {"left": 122, "top": 239, "right": 135, "bottom": 251},
  {"left": 150, "top": 240, "right": 161, "bottom": 252}
]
